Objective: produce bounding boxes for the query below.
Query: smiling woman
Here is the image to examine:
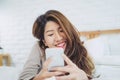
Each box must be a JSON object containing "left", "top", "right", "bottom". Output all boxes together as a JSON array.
[
  {"left": 18, "top": 10, "right": 95, "bottom": 80},
  {"left": 43, "top": 21, "right": 67, "bottom": 49}
]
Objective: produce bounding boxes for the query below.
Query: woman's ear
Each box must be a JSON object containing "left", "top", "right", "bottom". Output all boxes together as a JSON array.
[{"left": 42, "top": 40, "right": 47, "bottom": 46}]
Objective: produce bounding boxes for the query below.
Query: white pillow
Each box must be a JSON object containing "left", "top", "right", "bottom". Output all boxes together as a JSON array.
[
  {"left": 83, "top": 36, "right": 110, "bottom": 64},
  {"left": 94, "top": 55, "right": 120, "bottom": 66},
  {"left": 107, "top": 34, "right": 120, "bottom": 55},
  {"left": 84, "top": 36, "right": 110, "bottom": 57}
]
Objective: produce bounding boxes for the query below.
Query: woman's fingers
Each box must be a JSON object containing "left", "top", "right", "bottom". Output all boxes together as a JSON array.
[
  {"left": 49, "top": 71, "right": 65, "bottom": 77},
  {"left": 40, "top": 57, "right": 66, "bottom": 78},
  {"left": 40, "top": 71, "right": 63, "bottom": 79},
  {"left": 40, "top": 69, "right": 65, "bottom": 78},
  {"left": 50, "top": 65, "right": 73, "bottom": 73},
  {"left": 62, "top": 54, "right": 74, "bottom": 65},
  {"left": 50, "top": 54, "right": 77, "bottom": 72},
  {"left": 43, "top": 57, "right": 52, "bottom": 70},
  {"left": 56, "top": 75, "right": 73, "bottom": 80}
]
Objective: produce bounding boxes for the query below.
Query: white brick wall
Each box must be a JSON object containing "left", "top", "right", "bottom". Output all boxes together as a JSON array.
[{"left": 0, "top": 0, "right": 120, "bottom": 66}]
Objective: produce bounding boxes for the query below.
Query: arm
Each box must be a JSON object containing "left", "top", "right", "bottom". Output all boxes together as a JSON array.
[
  {"left": 50, "top": 54, "right": 89, "bottom": 80},
  {"left": 19, "top": 43, "right": 63, "bottom": 80},
  {"left": 18, "top": 42, "right": 42, "bottom": 80},
  {"left": 32, "top": 54, "right": 65, "bottom": 80}
]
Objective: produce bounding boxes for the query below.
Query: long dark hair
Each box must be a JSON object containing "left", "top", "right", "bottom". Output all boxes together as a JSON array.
[{"left": 32, "top": 10, "right": 94, "bottom": 75}]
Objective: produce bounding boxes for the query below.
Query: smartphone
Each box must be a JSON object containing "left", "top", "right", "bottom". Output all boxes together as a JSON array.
[{"left": 45, "top": 48, "right": 64, "bottom": 70}]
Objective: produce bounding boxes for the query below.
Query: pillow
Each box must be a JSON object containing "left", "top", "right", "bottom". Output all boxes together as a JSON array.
[
  {"left": 83, "top": 36, "right": 110, "bottom": 64},
  {"left": 94, "top": 55, "right": 120, "bottom": 66},
  {"left": 84, "top": 36, "right": 110, "bottom": 56},
  {"left": 107, "top": 34, "right": 120, "bottom": 55}
]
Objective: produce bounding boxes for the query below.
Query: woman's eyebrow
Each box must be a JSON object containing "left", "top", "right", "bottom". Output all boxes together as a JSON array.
[{"left": 45, "top": 30, "right": 54, "bottom": 33}]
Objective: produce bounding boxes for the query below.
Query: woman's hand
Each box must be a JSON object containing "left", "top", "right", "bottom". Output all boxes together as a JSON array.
[
  {"left": 50, "top": 54, "right": 88, "bottom": 80},
  {"left": 33, "top": 57, "right": 63, "bottom": 80}
]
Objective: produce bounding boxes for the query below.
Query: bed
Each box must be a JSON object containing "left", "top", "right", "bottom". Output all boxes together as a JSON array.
[
  {"left": 0, "top": 29, "right": 120, "bottom": 80},
  {"left": 0, "top": 54, "right": 23, "bottom": 80},
  {"left": 79, "top": 29, "right": 120, "bottom": 80}
]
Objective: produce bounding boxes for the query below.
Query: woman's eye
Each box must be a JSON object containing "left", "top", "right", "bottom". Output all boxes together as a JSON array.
[
  {"left": 48, "top": 34, "right": 53, "bottom": 36},
  {"left": 60, "top": 29, "right": 64, "bottom": 32}
]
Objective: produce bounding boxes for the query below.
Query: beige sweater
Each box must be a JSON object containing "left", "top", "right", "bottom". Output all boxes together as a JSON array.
[
  {"left": 18, "top": 42, "right": 45, "bottom": 80},
  {"left": 18, "top": 43, "right": 97, "bottom": 80}
]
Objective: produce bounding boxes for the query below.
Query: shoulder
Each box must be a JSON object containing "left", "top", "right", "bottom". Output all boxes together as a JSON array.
[
  {"left": 24, "top": 42, "right": 44, "bottom": 66},
  {"left": 32, "top": 42, "right": 40, "bottom": 50},
  {"left": 31, "top": 42, "right": 43, "bottom": 53},
  {"left": 29, "top": 42, "right": 44, "bottom": 58}
]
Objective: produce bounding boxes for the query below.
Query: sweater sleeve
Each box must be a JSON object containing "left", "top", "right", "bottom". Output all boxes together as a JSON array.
[{"left": 18, "top": 42, "right": 43, "bottom": 80}]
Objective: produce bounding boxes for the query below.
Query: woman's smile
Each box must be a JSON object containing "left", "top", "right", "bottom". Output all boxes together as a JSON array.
[{"left": 55, "top": 41, "right": 66, "bottom": 49}]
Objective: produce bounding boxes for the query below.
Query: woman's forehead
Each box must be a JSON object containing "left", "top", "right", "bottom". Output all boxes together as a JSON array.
[{"left": 44, "top": 21, "right": 61, "bottom": 31}]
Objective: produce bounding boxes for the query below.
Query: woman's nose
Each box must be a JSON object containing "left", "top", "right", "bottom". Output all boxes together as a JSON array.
[{"left": 55, "top": 32, "right": 63, "bottom": 41}]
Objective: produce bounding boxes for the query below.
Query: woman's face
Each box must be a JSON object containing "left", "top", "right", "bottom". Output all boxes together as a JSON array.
[{"left": 43, "top": 21, "right": 67, "bottom": 50}]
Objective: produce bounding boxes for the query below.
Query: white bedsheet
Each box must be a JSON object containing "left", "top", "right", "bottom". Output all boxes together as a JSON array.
[
  {"left": 0, "top": 65, "right": 120, "bottom": 80},
  {"left": 93, "top": 55, "right": 120, "bottom": 66},
  {"left": 0, "top": 66, "right": 22, "bottom": 80},
  {"left": 95, "top": 65, "right": 120, "bottom": 80}
]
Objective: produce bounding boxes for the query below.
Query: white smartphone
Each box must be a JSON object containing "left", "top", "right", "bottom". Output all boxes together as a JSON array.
[{"left": 45, "top": 48, "right": 64, "bottom": 70}]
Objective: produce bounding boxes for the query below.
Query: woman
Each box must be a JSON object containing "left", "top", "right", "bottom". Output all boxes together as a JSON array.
[{"left": 19, "top": 10, "right": 95, "bottom": 80}]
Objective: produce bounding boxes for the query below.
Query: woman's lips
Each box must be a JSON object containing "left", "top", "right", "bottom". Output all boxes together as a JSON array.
[{"left": 56, "top": 42, "right": 66, "bottom": 48}]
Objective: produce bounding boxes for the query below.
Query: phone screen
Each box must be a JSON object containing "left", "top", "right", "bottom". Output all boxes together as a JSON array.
[{"left": 45, "top": 48, "right": 64, "bottom": 70}]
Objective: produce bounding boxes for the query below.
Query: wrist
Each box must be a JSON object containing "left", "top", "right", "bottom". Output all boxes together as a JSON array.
[{"left": 33, "top": 74, "right": 43, "bottom": 80}]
